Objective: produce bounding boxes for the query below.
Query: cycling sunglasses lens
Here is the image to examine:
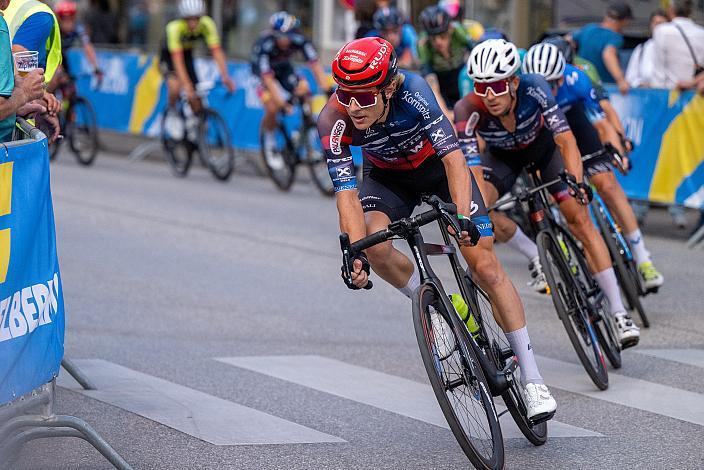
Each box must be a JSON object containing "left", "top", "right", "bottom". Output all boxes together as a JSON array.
[
  {"left": 474, "top": 80, "right": 508, "bottom": 97},
  {"left": 336, "top": 89, "right": 378, "bottom": 108}
]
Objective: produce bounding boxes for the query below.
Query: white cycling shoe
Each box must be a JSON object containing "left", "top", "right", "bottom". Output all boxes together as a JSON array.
[
  {"left": 614, "top": 311, "right": 640, "bottom": 349},
  {"left": 523, "top": 383, "right": 557, "bottom": 421},
  {"left": 528, "top": 256, "right": 548, "bottom": 294}
]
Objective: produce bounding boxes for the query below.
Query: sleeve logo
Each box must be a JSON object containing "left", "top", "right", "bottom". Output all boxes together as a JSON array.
[
  {"left": 430, "top": 128, "right": 446, "bottom": 142},
  {"left": 336, "top": 167, "right": 352, "bottom": 178},
  {"left": 330, "top": 119, "right": 346, "bottom": 155},
  {"left": 465, "top": 111, "right": 480, "bottom": 136}
]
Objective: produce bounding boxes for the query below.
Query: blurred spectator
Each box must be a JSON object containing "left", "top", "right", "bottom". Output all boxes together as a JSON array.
[
  {"left": 625, "top": 9, "right": 668, "bottom": 88},
  {"left": 2, "top": 0, "right": 62, "bottom": 82},
  {"left": 54, "top": 1, "right": 103, "bottom": 87},
  {"left": 85, "top": 0, "right": 119, "bottom": 44},
  {"left": 128, "top": 0, "right": 150, "bottom": 46},
  {"left": 572, "top": 1, "right": 632, "bottom": 94},
  {"left": 651, "top": 0, "right": 704, "bottom": 89},
  {"left": 439, "top": 0, "right": 462, "bottom": 21},
  {"left": 0, "top": 0, "right": 46, "bottom": 142},
  {"left": 355, "top": 0, "right": 378, "bottom": 38}
]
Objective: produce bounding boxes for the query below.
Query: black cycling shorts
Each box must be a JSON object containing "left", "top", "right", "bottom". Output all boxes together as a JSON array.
[
  {"left": 159, "top": 47, "right": 199, "bottom": 85},
  {"left": 359, "top": 156, "right": 494, "bottom": 238},
  {"left": 564, "top": 104, "right": 613, "bottom": 178},
  {"left": 481, "top": 128, "right": 570, "bottom": 202}
]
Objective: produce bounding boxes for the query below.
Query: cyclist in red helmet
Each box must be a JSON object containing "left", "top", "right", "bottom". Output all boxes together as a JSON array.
[
  {"left": 53, "top": 1, "right": 102, "bottom": 85},
  {"left": 318, "top": 37, "right": 557, "bottom": 421}
]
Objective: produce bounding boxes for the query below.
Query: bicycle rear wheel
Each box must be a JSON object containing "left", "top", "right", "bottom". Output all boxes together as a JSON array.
[
  {"left": 463, "top": 275, "right": 548, "bottom": 446},
  {"left": 68, "top": 97, "right": 99, "bottom": 166},
  {"left": 537, "top": 230, "right": 609, "bottom": 390},
  {"left": 259, "top": 124, "right": 296, "bottom": 191},
  {"left": 591, "top": 200, "right": 649, "bottom": 328},
  {"left": 413, "top": 283, "right": 504, "bottom": 470},
  {"left": 303, "top": 125, "right": 334, "bottom": 197},
  {"left": 199, "top": 108, "right": 235, "bottom": 181}
]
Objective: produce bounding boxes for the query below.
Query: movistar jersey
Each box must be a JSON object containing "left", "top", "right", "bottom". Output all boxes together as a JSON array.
[
  {"left": 556, "top": 64, "right": 606, "bottom": 123},
  {"left": 573, "top": 55, "right": 609, "bottom": 101},
  {"left": 454, "top": 73, "right": 570, "bottom": 166},
  {"left": 165, "top": 16, "right": 219, "bottom": 53},
  {"left": 317, "top": 71, "right": 460, "bottom": 193}
]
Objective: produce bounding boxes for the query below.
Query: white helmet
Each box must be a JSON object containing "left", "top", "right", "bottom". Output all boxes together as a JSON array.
[
  {"left": 178, "top": 0, "right": 206, "bottom": 18},
  {"left": 522, "top": 43, "right": 566, "bottom": 81},
  {"left": 467, "top": 39, "right": 521, "bottom": 82}
]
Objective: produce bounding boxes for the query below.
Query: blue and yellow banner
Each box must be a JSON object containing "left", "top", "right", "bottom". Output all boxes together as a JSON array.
[
  {"left": 0, "top": 136, "right": 65, "bottom": 405},
  {"left": 607, "top": 86, "right": 704, "bottom": 208}
]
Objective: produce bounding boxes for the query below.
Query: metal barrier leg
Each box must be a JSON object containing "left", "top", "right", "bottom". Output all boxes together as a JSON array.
[
  {"left": 127, "top": 141, "right": 163, "bottom": 162},
  {"left": 686, "top": 223, "right": 704, "bottom": 249},
  {"left": 61, "top": 358, "right": 96, "bottom": 390}
]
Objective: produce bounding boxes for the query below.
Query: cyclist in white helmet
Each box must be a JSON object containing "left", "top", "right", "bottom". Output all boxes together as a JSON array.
[
  {"left": 454, "top": 39, "right": 640, "bottom": 348},
  {"left": 159, "top": 0, "right": 236, "bottom": 116}
]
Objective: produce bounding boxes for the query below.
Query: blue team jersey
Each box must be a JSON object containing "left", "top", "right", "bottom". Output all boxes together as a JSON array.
[
  {"left": 317, "top": 71, "right": 460, "bottom": 192},
  {"left": 555, "top": 64, "right": 605, "bottom": 123},
  {"left": 453, "top": 73, "right": 571, "bottom": 166},
  {"left": 365, "top": 24, "right": 418, "bottom": 60}
]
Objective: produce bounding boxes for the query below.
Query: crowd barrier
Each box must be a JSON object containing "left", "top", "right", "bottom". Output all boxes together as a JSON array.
[
  {"left": 0, "top": 119, "right": 131, "bottom": 469},
  {"left": 71, "top": 49, "right": 703, "bottom": 208}
]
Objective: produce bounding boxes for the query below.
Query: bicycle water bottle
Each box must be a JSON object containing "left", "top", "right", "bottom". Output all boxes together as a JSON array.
[{"left": 450, "top": 294, "right": 480, "bottom": 338}]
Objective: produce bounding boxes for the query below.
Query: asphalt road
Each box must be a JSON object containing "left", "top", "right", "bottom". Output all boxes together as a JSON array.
[{"left": 14, "top": 151, "right": 704, "bottom": 470}]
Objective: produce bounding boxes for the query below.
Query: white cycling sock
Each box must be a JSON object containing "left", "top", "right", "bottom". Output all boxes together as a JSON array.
[
  {"left": 625, "top": 229, "right": 651, "bottom": 265},
  {"left": 398, "top": 265, "right": 420, "bottom": 299},
  {"left": 505, "top": 326, "right": 543, "bottom": 385},
  {"left": 593, "top": 268, "right": 626, "bottom": 315},
  {"left": 505, "top": 226, "right": 539, "bottom": 261}
]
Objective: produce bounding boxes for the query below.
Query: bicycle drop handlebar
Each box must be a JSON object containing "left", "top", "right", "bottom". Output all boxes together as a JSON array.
[
  {"left": 340, "top": 196, "right": 459, "bottom": 291},
  {"left": 489, "top": 171, "right": 587, "bottom": 211}
]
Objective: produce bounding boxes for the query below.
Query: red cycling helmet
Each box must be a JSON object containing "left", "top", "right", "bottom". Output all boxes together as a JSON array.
[
  {"left": 332, "top": 37, "right": 398, "bottom": 89},
  {"left": 55, "top": 1, "right": 78, "bottom": 18}
]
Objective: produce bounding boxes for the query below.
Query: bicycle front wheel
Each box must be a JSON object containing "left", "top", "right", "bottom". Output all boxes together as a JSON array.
[
  {"left": 162, "top": 112, "right": 192, "bottom": 177},
  {"left": 537, "top": 230, "right": 609, "bottom": 390},
  {"left": 68, "top": 97, "right": 99, "bottom": 166},
  {"left": 259, "top": 124, "right": 296, "bottom": 191},
  {"left": 413, "top": 283, "right": 504, "bottom": 469},
  {"left": 199, "top": 108, "right": 235, "bottom": 181},
  {"left": 463, "top": 275, "right": 548, "bottom": 446}
]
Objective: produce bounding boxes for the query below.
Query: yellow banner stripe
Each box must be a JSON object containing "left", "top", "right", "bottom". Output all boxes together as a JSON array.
[
  {"left": 128, "top": 57, "right": 164, "bottom": 134},
  {"left": 0, "top": 229, "right": 8, "bottom": 283},
  {"left": 0, "top": 161, "right": 12, "bottom": 216}
]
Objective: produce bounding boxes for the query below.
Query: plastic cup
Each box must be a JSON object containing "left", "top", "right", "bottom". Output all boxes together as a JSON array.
[{"left": 13, "top": 51, "right": 39, "bottom": 77}]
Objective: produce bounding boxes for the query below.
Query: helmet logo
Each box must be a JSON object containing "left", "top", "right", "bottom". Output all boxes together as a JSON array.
[
  {"left": 345, "top": 75, "right": 350, "bottom": 80},
  {"left": 369, "top": 44, "right": 389, "bottom": 70}
]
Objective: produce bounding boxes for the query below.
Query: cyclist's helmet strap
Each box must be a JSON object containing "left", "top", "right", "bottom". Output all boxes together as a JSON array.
[
  {"left": 467, "top": 39, "right": 521, "bottom": 83},
  {"left": 373, "top": 7, "right": 404, "bottom": 31},
  {"left": 419, "top": 6, "right": 450, "bottom": 35},
  {"left": 332, "top": 37, "right": 398, "bottom": 90},
  {"left": 523, "top": 43, "right": 566, "bottom": 81}
]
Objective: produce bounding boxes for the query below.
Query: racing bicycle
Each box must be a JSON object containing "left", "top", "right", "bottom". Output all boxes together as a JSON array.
[
  {"left": 491, "top": 172, "right": 622, "bottom": 390},
  {"left": 341, "top": 196, "right": 551, "bottom": 470},
  {"left": 161, "top": 81, "right": 235, "bottom": 181},
  {"left": 259, "top": 95, "right": 333, "bottom": 196},
  {"left": 49, "top": 72, "right": 99, "bottom": 166},
  {"left": 583, "top": 147, "right": 650, "bottom": 328}
]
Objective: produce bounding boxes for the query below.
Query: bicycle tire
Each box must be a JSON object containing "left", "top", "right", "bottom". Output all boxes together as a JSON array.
[
  {"left": 591, "top": 200, "right": 649, "bottom": 328},
  {"left": 463, "top": 275, "right": 548, "bottom": 446},
  {"left": 303, "top": 125, "right": 334, "bottom": 197},
  {"left": 48, "top": 113, "right": 63, "bottom": 161},
  {"left": 199, "top": 108, "right": 235, "bottom": 181},
  {"left": 537, "top": 230, "right": 609, "bottom": 390},
  {"left": 259, "top": 124, "right": 296, "bottom": 191},
  {"left": 68, "top": 97, "right": 99, "bottom": 166},
  {"left": 413, "top": 283, "right": 504, "bottom": 470},
  {"left": 161, "top": 112, "right": 193, "bottom": 177}
]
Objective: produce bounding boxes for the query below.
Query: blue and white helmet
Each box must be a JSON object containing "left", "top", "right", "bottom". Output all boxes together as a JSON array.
[
  {"left": 270, "top": 11, "right": 299, "bottom": 33},
  {"left": 523, "top": 43, "right": 566, "bottom": 81},
  {"left": 178, "top": 0, "right": 206, "bottom": 18}
]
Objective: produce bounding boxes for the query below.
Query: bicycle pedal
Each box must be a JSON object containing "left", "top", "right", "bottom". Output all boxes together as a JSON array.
[
  {"left": 529, "top": 410, "right": 555, "bottom": 426},
  {"left": 621, "top": 337, "right": 640, "bottom": 350}
]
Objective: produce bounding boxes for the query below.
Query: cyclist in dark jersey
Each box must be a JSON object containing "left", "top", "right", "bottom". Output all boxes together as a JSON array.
[
  {"left": 318, "top": 37, "right": 557, "bottom": 420},
  {"left": 54, "top": 1, "right": 101, "bottom": 80},
  {"left": 417, "top": 5, "right": 472, "bottom": 119},
  {"left": 521, "top": 43, "right": 664, "bottom": 290},
  {"left": 454, "top": 39, "right": 640, "bottom": 347},
  {"left": 366, "top": 7, "right": 418, "bottom": 69},
  {"left": 252, "top": 11, "right": 329, "bottom": 156}
]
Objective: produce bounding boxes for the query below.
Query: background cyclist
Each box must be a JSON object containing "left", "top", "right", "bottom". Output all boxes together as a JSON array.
[
  {"left": 367, "top": 7, "right": 418, "bottom": 69},
  {"left": 318, "top": 37, "right": 557, "bottom": 420},
  {"left": 252, "top": 11, "right": 329, "bottom": 156},
  {"left": 454, "top": 39, "right": 640, "bottom": 348},
  {"left": 53, "top": 1, "right": 103, "bottom": 87}
]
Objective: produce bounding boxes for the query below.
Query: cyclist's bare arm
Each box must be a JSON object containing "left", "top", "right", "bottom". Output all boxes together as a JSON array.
[
  {"left": 443, "top": 149, "right": 471, "bottom": 218},
  {"left": 593, "top": 118, "right": 625, "bottom": 155},
  {"left": 554, "top": 130, "right": 584, "bottom": 182},
  {"left": 83, "top": 41, "right": 99, "bottom": 71},
  {"left": 309, "top": 60, "right": 328, "bottom": 93},
  {"left": 210, "top": 45, "right": 236, "bottom": 92},
  {"left": 599, "top": 99, "right": 626, "bottom": 137}
]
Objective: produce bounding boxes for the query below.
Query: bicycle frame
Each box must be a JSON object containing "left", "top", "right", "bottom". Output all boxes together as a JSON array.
[{"left": 589, "top": 192, "right": 634, "bottom": 263}]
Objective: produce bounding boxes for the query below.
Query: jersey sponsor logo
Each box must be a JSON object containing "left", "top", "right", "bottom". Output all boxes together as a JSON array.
[
  {"left": 336, "top": 167, "right": 352, "bottom": 178},
  {"left": 565, "top": 71, "right": 579, "bottom": 87},
  {"left": 410, "top": 141, "right": 425, "bottom": 154},
  {"left": 346, "top": 49, "right": 367, "bottom": 57},
  {"left": 343, "top": 54, "right": 364, "bottom": 64},
  {"left": 465, "top": 111, "right": 480, "bottom": 136},
  {"left": 401, "top": 90, "right": 431, "bottom": 120},
  {"left": 470, "top": 201, "right": 479, "bottom": 216},
  {"left": 330, "top": 119, "right": 346, "bottom": 155},
  {"left": 430, "top": 128, "right": 446, "bottom": 143},
  {"left": 526, "top": 86, "right": 549, "bottom": 108},
  {"left": 327, "top": 156, "right": 352, "bottom": 164},
  {"left": 547, "top": 114, "right": 560, "bottom": 127}
]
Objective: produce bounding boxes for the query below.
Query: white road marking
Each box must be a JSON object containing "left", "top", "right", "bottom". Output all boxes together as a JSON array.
[
  {"left": 57, "top": 359, "right": 345, "bottom": 445},
  {"left": 216, "top": 355, "right": 603, "bottom": 439}
]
